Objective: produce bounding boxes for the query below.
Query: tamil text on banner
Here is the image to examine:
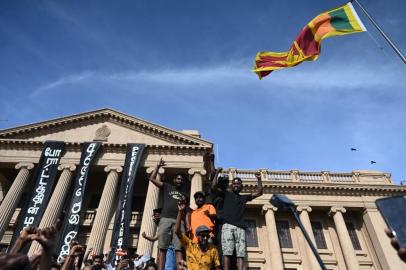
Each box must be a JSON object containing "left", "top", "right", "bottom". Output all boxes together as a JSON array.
[
  {"left": 111, "top": 144, "right": 145, "bottom": 267},
  {"left": 9, "top": 141, "right": 65, "bottom": 252},
  {"left": 56, "top": 142, "right": 101, "bottom": 263},
  {"left": 253, "top": 2, "right": 366, "bottom": 79}
]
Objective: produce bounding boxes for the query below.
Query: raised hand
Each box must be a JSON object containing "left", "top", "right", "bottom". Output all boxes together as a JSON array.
[
  {"left": 69, "top": 243, "right": 84, "bottom": 257},
  {"left": 157, "top": 157, "right": 166, "bottom": 168},
  {"left": 254, "top": 172, "right": 261, "bottom": 180},
  {"left": 31, "top": 227, "right": 57, "bottom": 252},
  {"left": 178, "top": 200, "right": 186, "bottom": 212},
  {"left": 19, "top": 226, "right": 37, "bottom": 242}
]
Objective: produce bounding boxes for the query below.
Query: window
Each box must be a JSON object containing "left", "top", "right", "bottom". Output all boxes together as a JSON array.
[
  {"left": 245, "top": 220, "right": 259, "bottom": 247},
  {"left": 276, "top": 220, "right": 293, "bottom": 248},
  {"left": 346, "top": 222, "right": 362, "bottom": 250},
  {"left": 311, "top": 221, "right": 327, "bottom": 249}
]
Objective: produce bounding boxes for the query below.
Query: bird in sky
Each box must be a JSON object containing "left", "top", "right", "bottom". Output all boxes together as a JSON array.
[
  {"left": 370, "top": 161, "right": 377, "bottom": 164},
  {"left": 350, "top": 148, "right": 357, "bottom": 151}
]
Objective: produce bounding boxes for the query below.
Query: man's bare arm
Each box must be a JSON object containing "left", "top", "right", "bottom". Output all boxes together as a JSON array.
[
  {"left": 210, "top": 167, "right": 223, "bottom": 194},
  {"left": 142, "top": 232, "right": 158, "bottom": 242},
  {"left": 175, "top": 201, "right": 186, "bottom": 237},
  {"left": 251, "top": 172, "right": 263, "bottom": 199},
  {"left": 149, "top": 158, "right": 165, "bottom": 188}
]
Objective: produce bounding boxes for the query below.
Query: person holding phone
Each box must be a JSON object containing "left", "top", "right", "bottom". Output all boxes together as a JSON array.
[{"left": 149, "top": 158, "right": 189, "bottom": 270}]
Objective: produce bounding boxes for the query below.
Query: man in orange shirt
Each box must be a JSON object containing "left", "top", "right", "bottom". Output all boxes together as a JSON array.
[{"left": 187, "top": 191, "right": 216, "bottom": 243}]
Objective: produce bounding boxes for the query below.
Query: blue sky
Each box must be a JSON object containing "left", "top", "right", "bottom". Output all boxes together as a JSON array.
[{"left": 1, "top": 0, "right": 405, "bottom": 182}]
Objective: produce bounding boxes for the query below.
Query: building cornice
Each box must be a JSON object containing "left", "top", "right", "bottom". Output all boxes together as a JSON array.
[
  {"left": 241, "top": 181, "right": 406, "bottom": 194},
  {"left": 0, "top": 139, "right": 211, "bottom": 152},
  {"left": 0, "top": 108, "right": 213, "bottom": 147}
]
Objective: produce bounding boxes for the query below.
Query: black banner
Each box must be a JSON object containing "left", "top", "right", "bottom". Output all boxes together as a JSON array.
[
  {"left": 111, "top": 144, "right": 145, "bottom": 266},
  {"left": 56, "top": 142, "right": 101, "bottom": 263},
  {"left": 9, "top": 141, "right": 65, "bottom": 252}
]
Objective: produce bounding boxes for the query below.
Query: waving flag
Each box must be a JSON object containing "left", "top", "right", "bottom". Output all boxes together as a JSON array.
[{"left": 253, "top": 2, "right": 366, "bottom": 79}]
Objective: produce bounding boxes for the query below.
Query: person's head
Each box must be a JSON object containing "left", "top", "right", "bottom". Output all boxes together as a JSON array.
[
  {"left": 152, "top": 208, "right": 161, "bottom": 225},
  {"left": 143, "top": 262, "right": 158, "bottom": 270},
  {"left": 93, "top": 254, "right": 103, "bottom": 266},
  {"left": 195, "top": 225, "right": 211, "bottom": 247},
  {"left": 173, "top": 173, "right": 186, "bottom": 188},
  {"left": 231, "top": 177, "right": 243, "bottom": 193},
  {"left": 194, "top": 191, "right": 206, "bottom": 208}
]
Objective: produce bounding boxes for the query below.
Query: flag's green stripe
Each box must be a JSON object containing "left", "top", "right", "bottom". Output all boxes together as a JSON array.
[{"left": 328, "top": 8, "right": 353, "bottom": 30}]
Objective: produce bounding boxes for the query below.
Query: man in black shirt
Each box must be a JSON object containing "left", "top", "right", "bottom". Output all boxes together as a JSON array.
[
  {"left": 212, "top": 172, "right": 263, "bottom": 270},
  {"left": 149, "top": 158, "right": 188, "bottom": 270}
]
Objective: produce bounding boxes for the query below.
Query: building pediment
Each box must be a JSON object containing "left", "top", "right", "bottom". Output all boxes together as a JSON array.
[{"left": 0, "top": 108, "right": 212, "bottom": 147}]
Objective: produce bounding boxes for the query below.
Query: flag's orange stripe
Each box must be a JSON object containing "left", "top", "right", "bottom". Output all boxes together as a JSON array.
[{"left": 311, "top": 13, "right": 335, "bottom": 41}]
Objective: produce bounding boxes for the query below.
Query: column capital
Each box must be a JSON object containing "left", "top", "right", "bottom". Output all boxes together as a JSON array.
[
  {"left": 104, "top": 165, "right": 123, "bottom": 173},
  {"left": 297, "top": 205, "right": 312, "bottom": 213},
  {"left": 146, "top": 167, "right": 165, "bottom": 174},
  {"left": 15, "top": 162, "right": 35, "bottom": 170},
  {"left": 262, "top": 205, "right": 278, "bottom": 213},
  {"left": 188, "top": 168, "right": 207, "bottom": 176},
  {"left": 58, "top": 164, "right": 76, "bottom": 172},
  {"left": 329, "top": 206, "right": 346, "bottom": 216}
]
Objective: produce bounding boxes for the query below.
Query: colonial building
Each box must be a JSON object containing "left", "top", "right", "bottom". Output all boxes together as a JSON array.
[{"left": 0, "top": 108, "right": 405, "bottom": 269}]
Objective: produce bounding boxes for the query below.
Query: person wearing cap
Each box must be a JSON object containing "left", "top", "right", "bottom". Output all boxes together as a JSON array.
[
  {"left": 176, "top": 200, "right": 221, "bottom": 270},
  {"left": 212, "top": 172, "right": 263, "bottom": 270},
  {"left": 186, "top": 191, "right": 216, "bottom": 243},
  {"left": 149, "top": 158, "right": 189, "bottom": 270}
]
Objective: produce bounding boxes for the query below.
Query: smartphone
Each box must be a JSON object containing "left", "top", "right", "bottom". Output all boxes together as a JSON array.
[{"left": 376, "top": 195, "right": 406, "bottom": 248}]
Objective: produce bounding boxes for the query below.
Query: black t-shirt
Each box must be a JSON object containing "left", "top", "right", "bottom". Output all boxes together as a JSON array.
[
  {"left": 160, "top": 182, "right": 189, "bottom": 219},
  {"left": 212, "top": 195, "right": 224, "bottom": 222},
  {"left": 223, "top": 191, "right": 253, "bottom": 228}
]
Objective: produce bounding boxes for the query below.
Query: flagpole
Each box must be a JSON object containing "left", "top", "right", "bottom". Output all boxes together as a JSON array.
[{"left": 351, "top": 0, "right": 406, "bottom": 64}]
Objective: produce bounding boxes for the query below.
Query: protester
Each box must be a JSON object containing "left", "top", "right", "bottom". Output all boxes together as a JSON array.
[
  {"left": 186, "top": 191, "right": 216, "bottom": 243},
  {"left": 142, "top": 209, "right": 176, "bottom": 270},
  {"left": 176, "top": 200, "right": 220, "bottom": 270},
  {"left": 148, "top": 158, "right": 189, "bottom": 270},
  {"left": 212, "top": 172, "right": 263, "bottom": 270}
]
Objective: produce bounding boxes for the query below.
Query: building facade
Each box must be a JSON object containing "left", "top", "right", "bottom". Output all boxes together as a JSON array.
[{"left": 0, "top": 108, "right": 405, "bottom": 269}]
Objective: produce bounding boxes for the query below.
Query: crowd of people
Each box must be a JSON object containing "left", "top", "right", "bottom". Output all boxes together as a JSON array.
[
  {"left": 1, "top": 156, "right": 405, "bottom": 270},
  {"left": 146, "top": 157, "right": 263, "bottom": 270}
]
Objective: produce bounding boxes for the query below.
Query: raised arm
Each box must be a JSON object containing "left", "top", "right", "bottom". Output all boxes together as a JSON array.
[
  {"left": 149, "top": 158, "right": 165, "bottom": 188},
  {"left": 175, "top": 201, "right": 186, "bottom": 237},
  {"left": 210, "top": 167, "right": 223, "bottom": 194},
  {"left": 251, "top": 172, "right": 263, "bottom": 199}
]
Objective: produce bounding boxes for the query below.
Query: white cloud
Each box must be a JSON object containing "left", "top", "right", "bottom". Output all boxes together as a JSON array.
[{"left": 32, "top": 59, "right": 405, "bottom": 97}]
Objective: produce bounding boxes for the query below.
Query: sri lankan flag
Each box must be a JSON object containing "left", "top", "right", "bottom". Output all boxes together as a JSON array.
[{"left": 253, "top": 2, "right": 366, "bottom": 79}]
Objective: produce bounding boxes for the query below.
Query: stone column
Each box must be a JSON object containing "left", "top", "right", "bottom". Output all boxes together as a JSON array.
[
  {"left": 188, "top": 168, "right": 206, "bottom": 210},
  {"left": 29, "top": 164, "right": 76, "bottom": 255},
  {"left": 86, "top": 166, "right": 122, "bottom": 255},
  {"left": 262, "top": 206, "right": 284, "bottom": 270},
  {"left": 0, "top": 162, "right": 34, "bottom": 238},
  {"left": 297, "top": 206, "right": 320, "bottom": 270},
  {"left": 136, "top": 167, "right": 164, "bottom": 256},
  {"left": 329, "top": 207, "right": 359, "bottom": 270}
]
